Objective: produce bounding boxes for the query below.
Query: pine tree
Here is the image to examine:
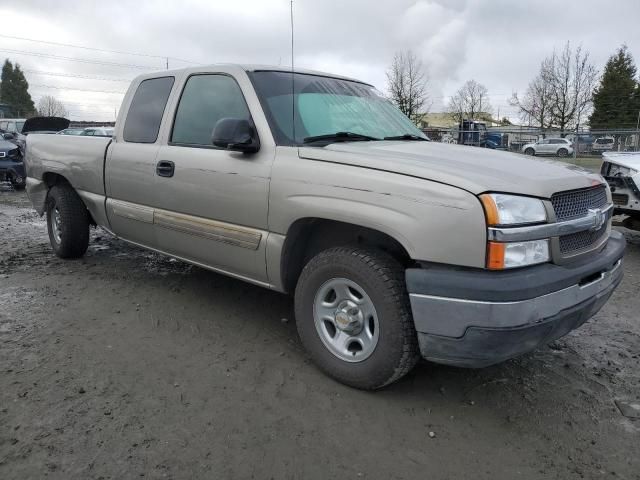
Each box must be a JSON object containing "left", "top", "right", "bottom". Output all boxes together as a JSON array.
[
  {"left": 11, "top": 64, "right": 35, "bottom": 116},
  {"left": 0, "top": 59, "right": 35, "bottom": 117},
  {"left": 0, "top": 59, "right": 15, "bottom": 106},
  {"left": 589, "top": 46, "right": 639, "bottom": 129}
]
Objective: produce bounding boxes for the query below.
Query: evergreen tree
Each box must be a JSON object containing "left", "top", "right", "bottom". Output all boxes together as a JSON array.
[
  {"left": 0, "top": 59, "right": 15, "bottom": 105},
  {"left": 590, "top": 46, "right": 639, "bottom": 129},
  {"left": 11, "top": 64, "right": 35, "bottom": 116},
  {"left": 0, "top": 59, "right": 35, "bottom": 117}
]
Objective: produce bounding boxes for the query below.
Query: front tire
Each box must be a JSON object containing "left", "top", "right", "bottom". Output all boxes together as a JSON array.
[
  {"left": 8, "top": 173, "right": 25, "bottom": 190},
  {"left": 294, "top": 247, "right": 420, "bottom": 390},
  {"left": 46, "top": 184, "right": 90, "bottom": 258},
  {"left": 524, "top": 148, "right": 535, "bottom": 156},
  {"left": 557, "top": 148, "right": 568, "bottom": 157}
]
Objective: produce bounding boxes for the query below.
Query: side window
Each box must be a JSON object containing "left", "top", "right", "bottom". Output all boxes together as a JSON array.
[
  {"left": 0, "top": 121, "right": 7, "bottom": 130},
  {"left": 123, "top": 76, "right": 174, "bottom": 143},
  {"left": 171, "top": 74, "right": 251, "bottom": 146}
]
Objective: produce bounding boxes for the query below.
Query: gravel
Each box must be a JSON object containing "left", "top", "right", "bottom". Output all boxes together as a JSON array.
[{"left": 1, "top": 187, "right": 639, "bottom": 479}]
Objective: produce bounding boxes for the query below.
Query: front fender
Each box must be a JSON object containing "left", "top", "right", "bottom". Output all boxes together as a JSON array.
[{"left": 268, "top": 148, "right": 488, "bottom": 269}]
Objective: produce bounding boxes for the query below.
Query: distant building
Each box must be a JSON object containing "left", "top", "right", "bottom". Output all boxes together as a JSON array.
[
  {"left": 416, "top": 111, "right": 499, "bottom": 129},
  {"left": 0, "top": 103, "right": 13, "bottom": 118}
]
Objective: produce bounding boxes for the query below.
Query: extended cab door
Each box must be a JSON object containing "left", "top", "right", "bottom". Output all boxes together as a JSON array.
[
  {"left": 152, "top": 72, "right": 274, "bottom": 284},
  {"left": 105, "top": 76, "right": 175, "bottom": 247}
]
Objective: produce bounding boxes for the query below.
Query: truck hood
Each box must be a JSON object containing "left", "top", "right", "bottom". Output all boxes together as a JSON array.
[
  {"left": 299, "top": 141, "right": 603, "bottom": 197},
  {"left": 21, "top": 116, "right": 70, "bottom": 134},
  {"left": 602, "top": 152, "right": 640, "bottom": 170}
]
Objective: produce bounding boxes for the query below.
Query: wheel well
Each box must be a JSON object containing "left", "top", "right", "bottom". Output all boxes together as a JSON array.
[
  {"left": 43, "top": 172, "right": 71, "bottom": 188},
  {"left": 41, "top": 172, "right": 95, "bottom": 225},
  {"left": 280, "top": 218, "right": 412, "bottom": 293}
]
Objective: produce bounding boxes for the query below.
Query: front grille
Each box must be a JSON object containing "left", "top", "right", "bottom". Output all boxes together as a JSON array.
[
  {"left": 551, "top": 185, "right": 608, "bottom": 221},
  {"left": 559, "top": 227, "right": 608, "bottom": 254},
  {"left": 612, "top": 193, "right": 629, "bottom": 206},
  {"left": 551, "top": 185, "right": 610, "bottom": 256}
]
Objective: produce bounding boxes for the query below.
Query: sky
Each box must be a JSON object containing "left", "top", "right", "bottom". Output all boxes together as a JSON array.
[{"left": 1, "top": 0, "right": 639, "bottom": 122}]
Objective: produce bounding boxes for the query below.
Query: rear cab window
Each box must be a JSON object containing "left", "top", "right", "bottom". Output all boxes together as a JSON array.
[{"left": 123, "top": 76, "right": 175, "bottom": 143}]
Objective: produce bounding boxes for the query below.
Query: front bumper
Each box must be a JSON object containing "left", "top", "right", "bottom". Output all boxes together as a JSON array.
[{"left": 406, "top": 231, "right": 625, "bottom": 367}]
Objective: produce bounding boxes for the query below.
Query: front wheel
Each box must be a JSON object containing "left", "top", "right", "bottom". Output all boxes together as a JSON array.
[
  {"left": 46, "top": 184, "right": 90, "bottom": 258},
  {"left": 557, "top": 148, "right": 569, "bottom": 157},
  {"left": 294, "top": 247, "right": 420, "bottom": 390},
  {"left": 524, "top": 148, "right": 535, "bottom": 156},
  {"left": 9, "top": 173, "right": 25, "bottom": 190}
]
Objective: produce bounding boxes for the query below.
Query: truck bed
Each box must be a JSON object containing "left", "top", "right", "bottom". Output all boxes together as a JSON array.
[{"left": 24, "top": 134, "right": 112, "bottom": 222}]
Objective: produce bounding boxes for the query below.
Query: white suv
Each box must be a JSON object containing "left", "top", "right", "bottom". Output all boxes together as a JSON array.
[
  {"left": 592, "top": 136, "right": 615, "bottom": 153},
  {"left": 522, "top": 138, "right": 574, "bottom": 157}
]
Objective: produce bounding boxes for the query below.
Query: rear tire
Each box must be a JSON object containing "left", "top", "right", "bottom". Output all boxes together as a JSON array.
[
  {"left": 524, "top": 148, "right": 535, "bottom": 156},
  {"left": 294, "top": 246, "right": 420, "bottom": 390},
  {"left": 46, "top": 184, "right": 90, "bottom": 258}
]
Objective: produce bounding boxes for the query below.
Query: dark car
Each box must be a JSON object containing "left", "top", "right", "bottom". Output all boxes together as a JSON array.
[
  {"left": 15, "top": 116, "right": 70, "bottom": 151},
  {"left": 0, "top": 133, "right": 25, "bottom": 190}
]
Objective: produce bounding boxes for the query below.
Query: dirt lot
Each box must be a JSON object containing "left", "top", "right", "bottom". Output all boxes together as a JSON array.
[{"left": 0, "top": 187, "right": 639, "bottom": 480}]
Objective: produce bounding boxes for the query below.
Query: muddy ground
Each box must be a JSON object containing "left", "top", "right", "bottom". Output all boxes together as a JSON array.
[{"left": 0, "top": 187, "right": 639, "bottom": 480}]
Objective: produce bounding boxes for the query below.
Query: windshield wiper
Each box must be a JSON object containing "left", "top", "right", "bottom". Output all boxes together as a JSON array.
[
  {"left": 303, "top": 131, "right": 381, "bottom": 145},
  {"left": 383, "top": 134, "right": 429, "bottom": 141}
]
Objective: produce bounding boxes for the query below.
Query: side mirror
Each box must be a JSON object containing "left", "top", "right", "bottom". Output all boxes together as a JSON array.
[
  {"left": 212, "top": 118, "right": 259, "bottom": 153},
  {"left": 3, "top": 132, "right": 15, "bottom": 140}
]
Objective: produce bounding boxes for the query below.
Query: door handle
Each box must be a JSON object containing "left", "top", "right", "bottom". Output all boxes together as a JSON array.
[{"left": 156, "top": 160, "right": 175, "bottom": 178}]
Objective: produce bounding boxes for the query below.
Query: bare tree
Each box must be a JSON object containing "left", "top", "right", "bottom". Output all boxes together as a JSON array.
[
  {"left": 510, "top": 56, "right": 554, "bottom": 131},
  {"left": 511, "top": 43, "right": 596, "bottom": 134},
  {"left": 447, "top": 79, "right": 492, "bottom": 124},
  {"left": 37, "top": 95, "right": 68, "bottom": 117},
  {"left": 386, "top": 50, "right": 430, "bottom": 124}
]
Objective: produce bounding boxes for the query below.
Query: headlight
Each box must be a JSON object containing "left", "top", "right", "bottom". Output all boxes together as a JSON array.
[
  {"left": 480, "top": 193, "right": 547, "bottom": 226},
  {"left": 487, "top": 240, "right": 550, "bottom": 270},
  {"left": 480, "top": 193, "right": 550, "bottom": 270}
]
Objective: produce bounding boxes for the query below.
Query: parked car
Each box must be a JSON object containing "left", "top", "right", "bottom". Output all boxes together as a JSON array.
[
  {"left": 0, "top": 132, "right": 25, "bottom": 189},
  {"left": 80, "top": 127, "right": 114, "bottom": 137},
  {"left": 522, "top": 138, "right": 574, "bottom": 157},
  {"left": 58, "top": 128, "right": 87, "bottom": 136},
  {"left": 15, "top": 117, "right": 70, "bottom": 153},
  {"left": 0, "top": 118, "right": 26, "bottom": 135},
  {"left": 23, "top": 65, "right": 624, "bottom": 389},
  {"left": 592, "top": 136, "right": 615, "bottom": 153},
  {"left": 601, "top": 152, "right": 640, "bottom": 229}
]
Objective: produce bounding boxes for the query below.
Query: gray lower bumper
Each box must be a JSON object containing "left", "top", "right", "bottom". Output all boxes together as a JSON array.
[{"left": 407, "top": 233, "right": 625, "bottom": 367}]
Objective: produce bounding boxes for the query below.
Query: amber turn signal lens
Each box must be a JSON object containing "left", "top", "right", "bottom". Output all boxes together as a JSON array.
[
  {"left": 479, "top": 194, "right": 500, "bottom": 226},
  {"left": 487, "top": 242, "right": 505, "bottom": 270}
]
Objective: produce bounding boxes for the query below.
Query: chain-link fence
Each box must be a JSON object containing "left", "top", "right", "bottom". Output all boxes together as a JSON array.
[{"left": 422, "top": 126, "right": 640, "bottom": 156}]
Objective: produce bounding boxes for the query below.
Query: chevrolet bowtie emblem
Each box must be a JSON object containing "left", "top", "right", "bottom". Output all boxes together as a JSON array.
[{"left": 588, "top": 208, "right": 606, "bottom": 232}]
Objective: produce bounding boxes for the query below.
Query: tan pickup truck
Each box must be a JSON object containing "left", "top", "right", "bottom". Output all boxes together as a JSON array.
[{"left": 24, "top": 65, "right": 625, "bottom": 389}]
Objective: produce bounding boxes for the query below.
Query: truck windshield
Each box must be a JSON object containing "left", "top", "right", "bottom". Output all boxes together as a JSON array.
[{"left": 248, "top": 71, "right": 427, "bottom": 146}]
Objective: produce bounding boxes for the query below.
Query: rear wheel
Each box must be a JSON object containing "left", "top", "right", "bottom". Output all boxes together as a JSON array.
[
  {"left": 46, "top": 184, "right": 90, "bottom": 258},
  {"left": 557, "top": 148, "right": 568, "bottom": 157},
  {"left": 524, "top": 148, "right": 535, "bottom": 156},
  {"left": 294, "top": 246, "right": 420, "bottom": 390}
]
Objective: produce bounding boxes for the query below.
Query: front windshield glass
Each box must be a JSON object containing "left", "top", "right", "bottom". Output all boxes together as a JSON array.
[
  {"left": 16, "top": 121, "right": 25, "bottom": 133},
  {"left": 249, "top": 71, "right": 427, "bottom": 146}
]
